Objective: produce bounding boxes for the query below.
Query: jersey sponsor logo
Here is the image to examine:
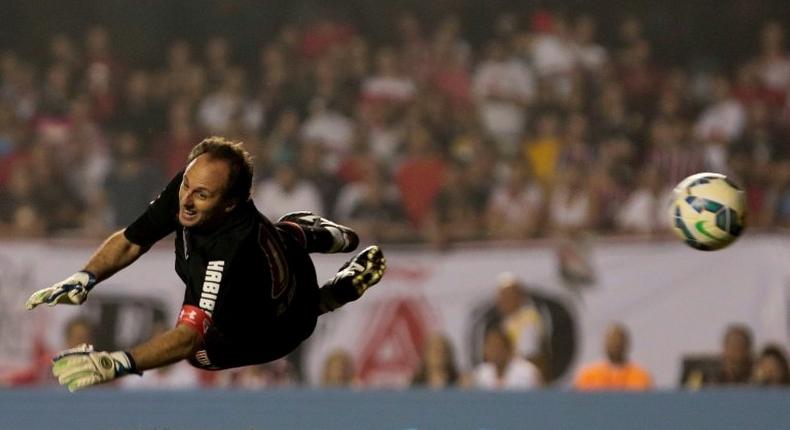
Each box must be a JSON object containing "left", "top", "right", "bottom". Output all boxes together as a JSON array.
[{"left": 199, "top": 260, "right": 224, "bottom": 315}]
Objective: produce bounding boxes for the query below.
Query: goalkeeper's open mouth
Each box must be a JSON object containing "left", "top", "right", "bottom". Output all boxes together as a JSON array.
[{"left": 179, "top": 207, "right": 199, "bottom": 224}]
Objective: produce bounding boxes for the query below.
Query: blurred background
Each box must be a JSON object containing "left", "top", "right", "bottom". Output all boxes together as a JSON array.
[{"left": 0, "top": 0, "right": 789, "bottom": 401}]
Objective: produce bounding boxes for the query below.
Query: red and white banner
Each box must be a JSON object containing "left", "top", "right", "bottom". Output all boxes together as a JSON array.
[{"left": 0, "top": 235, "right": 787, "bottom": 388}]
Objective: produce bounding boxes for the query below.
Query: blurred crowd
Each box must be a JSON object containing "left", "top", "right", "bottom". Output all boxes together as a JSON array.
[{"left": 0, "top": 10, "right": 789, "bottom": 246}]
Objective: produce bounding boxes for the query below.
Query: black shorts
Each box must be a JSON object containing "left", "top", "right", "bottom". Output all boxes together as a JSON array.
[{"left": 188, "top": 223, "right": 319, "bottom": 370}]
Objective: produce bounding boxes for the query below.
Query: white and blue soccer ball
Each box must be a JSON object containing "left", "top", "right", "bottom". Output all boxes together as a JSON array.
[{"left": 669, "top": 172, "right": 746, "bottom": 251}]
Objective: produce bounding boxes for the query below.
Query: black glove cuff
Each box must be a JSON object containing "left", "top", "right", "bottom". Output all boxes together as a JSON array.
[
  {"left": 123, "top": 351, "right": 143, "bottom": 376},
  {"left": 80, "top": 271, "right": 98, "bottom": 291}
]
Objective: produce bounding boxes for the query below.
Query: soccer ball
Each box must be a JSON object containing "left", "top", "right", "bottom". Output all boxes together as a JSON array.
[{"left": 668, "top": 172, "right": 746, "bottom": 251}]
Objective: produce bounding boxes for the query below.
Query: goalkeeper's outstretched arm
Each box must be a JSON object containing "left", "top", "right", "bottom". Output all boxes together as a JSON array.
[
  {"left": 84, "top": 229, "right": 149, "bottom": 282},
  {"left": 26, "top": 229, "right": 149, "bottom": 309}
]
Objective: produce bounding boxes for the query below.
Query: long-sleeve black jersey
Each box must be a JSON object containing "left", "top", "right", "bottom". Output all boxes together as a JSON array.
[{"left": 124, "top": 172, "right": 319, "bottom": 369}]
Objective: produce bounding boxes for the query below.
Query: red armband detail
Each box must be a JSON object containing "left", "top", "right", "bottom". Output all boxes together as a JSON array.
[{"left": 177, "top": 305, "right": 213, "bottom": 340}]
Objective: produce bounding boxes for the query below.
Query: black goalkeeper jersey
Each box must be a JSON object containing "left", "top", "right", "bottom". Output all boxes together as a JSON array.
[{"left": 124, "top": 172, "right": 319, "bottom": 369}]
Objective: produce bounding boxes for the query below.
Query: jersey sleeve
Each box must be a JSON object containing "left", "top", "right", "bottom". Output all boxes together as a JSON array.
[{"left": 123, "top": 171, "right": 182, "bottom": 247}]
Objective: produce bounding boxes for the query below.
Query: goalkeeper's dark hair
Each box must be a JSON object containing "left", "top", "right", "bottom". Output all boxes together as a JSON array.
[{"left": 188, "top": 136, "right": 254, "bottom": 203}]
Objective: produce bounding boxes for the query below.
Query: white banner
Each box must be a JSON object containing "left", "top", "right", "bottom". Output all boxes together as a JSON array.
[{"left": 0, "top": 235, "right": 787, "bottom": 388}]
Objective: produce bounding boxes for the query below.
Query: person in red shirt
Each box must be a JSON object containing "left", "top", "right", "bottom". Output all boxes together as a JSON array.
[{"left": 574, "top": 323, "right": 652, "bottom": 391}]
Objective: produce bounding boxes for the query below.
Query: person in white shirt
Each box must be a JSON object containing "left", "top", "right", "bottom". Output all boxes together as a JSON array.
[
  {"left": 473, "top": 326, "right": 542, "bottom": 390},
  {"left": 694, "top": 76, "right": 746, "bottom": 143},
  {"left": 252, "top": 162, "right": 324, "bottom": 220},
  {"left": 571, "top": 15, "right": 608, "bottom": 75},
  {"left": 472, "top": 40, "right": 535, "bottom": 156}
]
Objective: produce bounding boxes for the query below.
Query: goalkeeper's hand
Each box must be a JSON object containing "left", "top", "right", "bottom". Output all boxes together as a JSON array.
[
  {"left": 52, "top": 344, "right": 141, "bottom": 392},
  {"left": 25, "top": 271, "right": 97, "bottom": 310}
]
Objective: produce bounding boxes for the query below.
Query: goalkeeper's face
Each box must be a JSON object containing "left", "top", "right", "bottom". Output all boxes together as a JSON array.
[{"left": 178, "top": 154, "right": 235, "bottom": 229}]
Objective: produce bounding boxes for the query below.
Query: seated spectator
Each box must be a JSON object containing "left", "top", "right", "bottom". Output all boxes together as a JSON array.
[
  {"left": 300, "top": 98, "right": 354, "bottom": 169},
  {"left": 753, "top": 21, "right": 790, "bottom": 99},
  {"left": 334, "top": 163, "right": 414, "bottom": 243},
  {"left": 105, "top": 131, "right": 164, "bottom": 227},
  {"left": 0, "top": 163, "right": 46, "bottom": 236},
  {"left": 574, "top": 323, "right": 652, "bottom": 391},
  {"left": 298, "top": 140, "right": 342, "bottom": 218},
  {"left": 472, "top": 39, "right": 535, "bottom": 156},
  {"left": 494, "top": 272, "right": 546, "bottom": 368},
  {"left": 717, "top": 324, "right": 755, "bottom": 385},
  {"left": 321, "top": 349, "right": 356, "bottom": 388},
  {"left": 394, "top": 124, "right": 447, "bottom": 231},
  {"left": 1, "top": 315, "right": 95, "bottom": 386},
  {"left": 752, "top": 344, "right": 790, "bottom": 386},
  {"left": 411, "top": 334, "right": 461, "bottom": 389},
  {"left": 683, "top": 324, "right": 755, "bottom": 387},
  {"left": 361, "top": 46, "right": 416, "bottom": 105},
  {"left": 425, "top": 161, "right": 486, "bottom": 248},
  {"left": 571, "top": 15, "right": 608, "bottom": 75},
  {"left": 253, "top": 160, "right": 324, "bottom": 220},
  {"left": 472, "top": 327, "right": 542, "bottom": 390},
  {"left": 485, "top": 161, "right": 544, "bottom": 240},
  {"left": 616, "top": 166, "right": 668, "bottom": 234},
  {"left": 693, "top": 75, "right": 745, "bottom": 144},
  {"left": 547, "top": 165, "right": 596, "bottom": 234}
]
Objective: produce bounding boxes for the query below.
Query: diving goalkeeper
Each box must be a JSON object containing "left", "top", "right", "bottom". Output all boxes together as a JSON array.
[{"left": 25, "top": 137, "right": 386, "bottom": 391}]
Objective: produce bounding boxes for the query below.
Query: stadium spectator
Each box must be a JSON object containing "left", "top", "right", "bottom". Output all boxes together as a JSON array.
[
  {"left": 752, "top": 344, "right": 790, "bottom": 386},
  {"left": 198, "top": 67, "right": 262, "bottom": 135},
  {"left": 616, "top": 166, "right": 668, "bottom": 234},
  {"left": 472, "top": 326, "right": 542, "bottom": 390},
  {"left": 0, "top": 10, "right": 787, "bottom": 245},
  {"left": 547, "top": 164, "right": 596, "bottom": 234},
  {"left": 472, "top": 39, "right": 534, "bottom": 156},
  {"left": 485, "top": 161, "right": 544, "bottom": 240},
  {"left": 394, "top": 124, "right": 447, "bottom": 231},
  {"left": 361, "top": 46, "right": 417, "bottom": 107},
  {"left": 754, "top": 22, "right": 790, "bottom": 98},
  {"left": 334, "top": 161, "right": 414, "bottom": 243},
  {"left": 203, "top": 36, "right": 233, "bottom": 91},
  {"left": 105, "top": 131, "right": 165, "bottom": 227},
  {"left": 160, "top": 99, "right": 201, "bottom": 178},
  {"left": 494, "top": 272, "right": 546, "bottom": 368},
  {"left": 529, "top": 12, "right": 576, "bottom": 87},
  {"left": 571, "top": 15, "right": 608, "bottom": 75},
  {"left": 162, "top": 40, "right": 201, "bottom": 100},
  {"left": 0, "top": 316, "right": 96, "bottom": 386},
  {"left": 114, "top": 70, "right": 164, "bottom": 145},
  {"left": 321, "top": 349, "right": 356, "bottom": 387},
  {"left": 685, "top": 324, "right": 756, "bottom": 387},
  {"left": 574, "top": 323, "right": 652, "bottom": 391},
  {"left": 426, "top": 161, "right": 485, "bottom": 248},
  {"left": 522, "top": 110, "right": 564, "bottom": 188},
  {"left": 300, "top": 98, "right": 354, "bottom": 169},
  {"left": 0, "top": 163, "right": 46, "bottom": 236},
  {"left": 411, "top": 333, "right": 462, "bottom": 389},
  {"left": 693, "top": 75, "right": 746, "bottom": 166},
  {"left": 298, "top": 141, "right": 343, "bottom": 219},
  {"left": 253, "top": 159, "right": 324, "bottom": 220},
  {"left": 717, "top": 324, "right": 756, "bottom": 385},
  {"left": 764, "top": 160, "right": 790, "bottom": 227}
]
